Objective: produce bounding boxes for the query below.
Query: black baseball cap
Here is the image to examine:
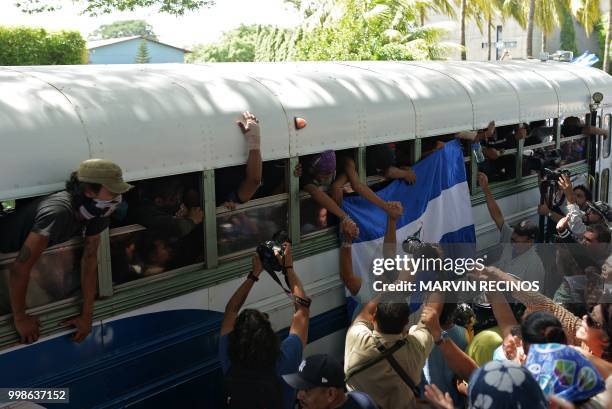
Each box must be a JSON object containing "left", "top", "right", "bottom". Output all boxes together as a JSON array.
[{"left": 282, "top": 354, "right": 345, "bottom": 390}]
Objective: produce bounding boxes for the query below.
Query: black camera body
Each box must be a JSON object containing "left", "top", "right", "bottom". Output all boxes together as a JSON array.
[
  {"left": 542, "top": 167, "right": 571, "bottom": 181},
  {"left": 256, "top": 231, "right": 289, "bottom": 273}
]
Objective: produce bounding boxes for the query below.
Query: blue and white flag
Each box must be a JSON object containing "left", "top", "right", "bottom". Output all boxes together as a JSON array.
[{"left": 342, "top": 139, "right": 476, "bottom": 291}]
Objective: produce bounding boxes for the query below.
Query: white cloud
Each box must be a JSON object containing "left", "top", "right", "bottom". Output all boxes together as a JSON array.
[{"left": 0, "top": 0, "right": 301, "bottom": 48}]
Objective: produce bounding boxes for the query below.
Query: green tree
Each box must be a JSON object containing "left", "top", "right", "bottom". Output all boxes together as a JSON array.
[
  {"left": 0, "top": 26, "right": 86, "bottom": 65},
  {"left": 559, "top": 1, "right": 578, "bottom": 54},
  {"left": 135, "top": 39, "right": 151, "bottom": 63},
  {"left": 188, "top": 24, "right": 268, "bottom": 63},
  {"left": 90, "top": 20, "right": 157, "bottom": 40},
  {"left": 605, "top": 3, "right": 612, "bottom": 72},
  {"left": 573, "top": 0, "right": 601, "bottom": 36},
  {"left": 14, "top": 0, "right": 213, "bottom": 16},
  {"left": 289, "top": 0, "right": 457, "bottom": 61}
]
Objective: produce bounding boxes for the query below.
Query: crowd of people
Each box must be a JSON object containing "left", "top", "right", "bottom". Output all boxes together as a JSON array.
[
  {"left": 218, "top": 120, "right": 612, "bottom": 409},
  {"left": 0, "top": 111, "right": 611, "bottom": 408}
]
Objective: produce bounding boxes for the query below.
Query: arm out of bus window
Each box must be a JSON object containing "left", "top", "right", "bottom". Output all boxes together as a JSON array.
[
  {"left": 343, "top": 158, "right": 394, "bottom": 216},
  {"left": 303, "top": 184, "right": 348, "bottom": 220},
  {"left": 283, "top": 244, "right": 310, "bottom": 348},
  {"left": 62, "top": 234, "right": 100, "bottom": 343},
  {"left": 220, "top": 254, "right": 262, "bottom": 337},
  {"left": 385, "top": 166, "right": 417, "bottom": 184},
  {"left": 235, "top": 112, "right": 262, "bottom": 204},
  {"left": 583, "top": 126, "right": 609, "bottom": 136},
  {"left": 339, "top": 235, "right": 361, "bottom": 296},
  {"left": 9, "top": 232, "right": 47, "bottom": 344},
  {"left": 478, "top": 172, "right": 505, "bottom": 230}
]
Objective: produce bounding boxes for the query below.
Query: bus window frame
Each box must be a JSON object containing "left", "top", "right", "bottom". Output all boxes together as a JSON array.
[
  {"left": 0, "top": 237, "right": 86, "bottom": 320},
  {"left": 604, "top": 114, "right": 611, "bottom": 159},
  {"left": 215, "top": 192, "right": 289, "bottom": 261},
  {"left": 601, "top": 169, "right": 610, "bottom": 203}
]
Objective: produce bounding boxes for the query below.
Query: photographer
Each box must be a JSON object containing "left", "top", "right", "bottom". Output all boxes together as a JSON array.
[
  {"left": 219, "top": 243, "right": 309, "bottom": 409},
  {"left": 537, "top": 184, "right": 593, "bottom": 223},
  {"left": 556, "top": 174, "right": 611, "bottom": 241},
  {"left": 478, "top": 172, "right": 545, "bottom": 285}
]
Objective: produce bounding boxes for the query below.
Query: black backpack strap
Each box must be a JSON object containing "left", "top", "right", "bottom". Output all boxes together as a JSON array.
[
  {"left": 344, "top": 339, "right": 406, "bottom": 382},
  {"left": 373, "top": 338, "right": 420, "bottom": 398}
]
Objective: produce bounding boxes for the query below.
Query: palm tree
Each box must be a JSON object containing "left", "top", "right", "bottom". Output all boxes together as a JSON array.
[
  {"left": 573, "top": 0, "right": 601, "bottom": 36},
  {"left": 605, "top": 0, "right": 612, "bottom": 72},
  {"left": 523, "top": 0, "right": 573, "bottom": 57}
]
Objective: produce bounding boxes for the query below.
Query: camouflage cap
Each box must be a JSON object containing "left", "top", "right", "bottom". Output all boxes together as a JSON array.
[{"left": 77, "top": 159, "right": 133, "bottom": 194}]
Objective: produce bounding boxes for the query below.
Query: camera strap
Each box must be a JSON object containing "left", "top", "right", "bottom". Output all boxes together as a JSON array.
[{"left": 265, "top": 267, "right": 311, "bottom": 309}]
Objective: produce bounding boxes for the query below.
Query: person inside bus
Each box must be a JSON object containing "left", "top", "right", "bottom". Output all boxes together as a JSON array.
[
  {"left": 0, "top": 159, "right": 133, "bottom": 344},
  {"left": 215, "top": 111, "right": 264, "bottom": 209},
  {"left": 295, "top": 150, "right": 404, "bottom": 240},
  {"left": 301, "top": 201, "right": 329, "bottom": 235},
  {"left": 478, "top": 122, "right": 523, "bottom": 182},
  {"left": 127, "top": 175, "right": 203, "bottom": 240},
  {"left": 365, "top": 144, "right": 417, "bottom": 184},
  {"left": 477, "top": 172, "right": 546, "bottom": 285},
  {"left": 219, "top": 243, "right": 309, "bottom": 409}
]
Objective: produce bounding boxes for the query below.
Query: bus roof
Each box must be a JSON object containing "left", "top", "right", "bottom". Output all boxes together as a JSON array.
[{"left": 1, "top": 61, "right": 611, "bottom": 200}]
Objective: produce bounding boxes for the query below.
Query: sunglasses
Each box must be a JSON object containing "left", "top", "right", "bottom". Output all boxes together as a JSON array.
[{"left": 586, "top": 312, "right": 603, "bottom": 330}]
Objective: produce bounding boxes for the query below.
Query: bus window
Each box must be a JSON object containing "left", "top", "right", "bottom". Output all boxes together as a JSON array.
[
  {"left": 0, "top": 200, "right": 15, "bottom": 214},
  {"left": 522, "top": 120, "right": 557, "bottom": 177},
  {"left": 218, "top": 199, "right": 288, "bottom": 257},
  {"left": 111, "top": 173, "right": 204, "bottom": 285},
  {"left": 560, "top": 115, "right": 586, "bottom": 138},
  {"left": 365, "top": 143, "right": 409, "bottom": 191},
  {"left": 604, "top": 114, "right": 611, "bottom": 159},
  {"left": 559, "top": 137, "right": 587, "bottom": 166},
  {"left": 0, "top": 243, "right": 83, "bottom": 316},
  {"left": 215, "top": 159, "right": 289, "bottom": 256},
  {"left": 478, "top": 125, "right": 518, "bottom": 183},
  {"left": 601, "top": 169, "right": 609, "bottom": 203},
  {"left": 300, "top": 195, "right": 334, "bottom": 236},
  {"left": 590, "top": 172, "right": 599, "bottom": 197},
  {"left": 298, "top": 149, "right": 356, "bottom": 237}
]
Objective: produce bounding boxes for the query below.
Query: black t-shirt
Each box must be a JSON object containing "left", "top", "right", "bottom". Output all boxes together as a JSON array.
[
  {"left": 0, "top": 191, "right": 109, "bottom": 253},
  {"left": 481, "top": 125, "right": 518, "bottom": 150},
  {"left": 338, "top": 391, "right": 379, "bottom": 409}
]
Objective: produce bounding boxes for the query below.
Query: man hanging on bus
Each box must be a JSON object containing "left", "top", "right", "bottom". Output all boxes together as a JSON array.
[{"left": 0, "top": 159, "right": 133, "bottom": 344}]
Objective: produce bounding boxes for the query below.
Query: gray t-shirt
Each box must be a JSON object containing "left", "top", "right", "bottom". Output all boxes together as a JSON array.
[
  {"left": 0, "top": 191, "right": 109, "bottom": 253},
  {"left": 496, "top": 223, "right": 546, "bottom": 284}
]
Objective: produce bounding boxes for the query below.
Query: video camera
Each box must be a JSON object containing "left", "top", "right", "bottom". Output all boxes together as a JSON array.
[
  {"left": 256, "top": 230, "right": 289, "bottom": 274},
  {"left": 542, "top": 167, "right": 571, "bottom": 181}
]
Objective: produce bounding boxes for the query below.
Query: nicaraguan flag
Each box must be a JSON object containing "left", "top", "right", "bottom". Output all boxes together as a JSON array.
[{"left": 342, "top": 139, "right": 476, "bottom": 295}]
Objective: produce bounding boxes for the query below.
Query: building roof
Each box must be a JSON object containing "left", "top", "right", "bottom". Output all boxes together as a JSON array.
[{"left": 87, "top": 36, "right": 191, "bottom": 53}]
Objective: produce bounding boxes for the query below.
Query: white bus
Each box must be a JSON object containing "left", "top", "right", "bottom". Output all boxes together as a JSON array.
[{"left": 0, "top": 61, "right": 610, "bottom": 408}]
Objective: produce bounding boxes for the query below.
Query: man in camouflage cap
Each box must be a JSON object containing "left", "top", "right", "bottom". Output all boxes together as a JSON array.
[{"left": 0, "top": 159, "right": 132, "bottom": 344}]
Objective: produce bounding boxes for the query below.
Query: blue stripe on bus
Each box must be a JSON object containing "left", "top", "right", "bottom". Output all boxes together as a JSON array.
[{"left": 1, "top": 305, "right": 348, "bottom": 409}]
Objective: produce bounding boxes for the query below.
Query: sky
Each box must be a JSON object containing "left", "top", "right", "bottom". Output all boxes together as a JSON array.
[{"left": 0, "top": 0, "right": 302, "bottom": 49}]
